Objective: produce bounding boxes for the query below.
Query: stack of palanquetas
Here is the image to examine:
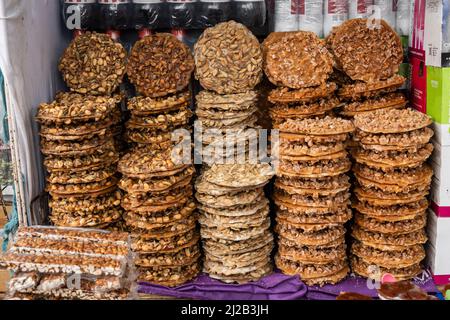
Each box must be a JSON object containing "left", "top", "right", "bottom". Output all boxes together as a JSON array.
[
  {"left": 40, "top": 32, "right": 128, "bottom": 230},
  {"left": 263, "top": 31, "right": 339, "bottom": 125},
  {"left": 195, "top": 164, "right": 274, "bottom": 283},
  {"left": 325, "top": 19, "right": 407, "bottom": 118},
  {"left": 38, "top": 96, "right": 124, "bottom": 229},
  {"left": 273, "top": 117, "right": 355, "bottom": 286},
  {"left": 350, "top": 108, "right": 434, "bottom": 280},
  {"left": 122, "top": 33, "right": 199, "bottom": 287},
  {"left": 194, "top": 21, "right": 263, "bottom": 165},
  {"left": 1, "top": 226, "right": 134, "bottom": 300}
]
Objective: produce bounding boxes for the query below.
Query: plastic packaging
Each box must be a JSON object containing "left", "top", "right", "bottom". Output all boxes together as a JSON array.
[
  {"left": 271, "top": 0, "right": 298, "bottom": 32},
  {"left": 232, "top": 0, "right": 267, "bottom": 28},
  {"left": 298, "top": 0, "right": 324, "bottom": 37},
  {"left": 197, "top": 0, "right": 232, "bottom": 28},
  {"left": 132, "top": 0, "right": 166, "bottom": 34},
  {"left": 97, "top": 0, "right": 133, "bottom": 31},
  {"left": 348, "top": 0, "right": 374, "bottom": 19},
  {"left": 373, "top": 0, "right": 396, "bottom": 29},
  {"left": 324, "top": 0, "right": 349, "bottom": 37},
  {"left": 62, "top": 0, "right": 97, "bottom": 31},
  {"left": 167, "top": 0, "right": 197, "bottom": 28},
  {"left": 395, "top": 0, "right": 411, "bottom": 36}
]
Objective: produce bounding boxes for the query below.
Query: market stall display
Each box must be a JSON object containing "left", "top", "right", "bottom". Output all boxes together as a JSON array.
[
  {"left": 121, "top": 33, "right": 199, "bottom": 287},
  {"left": 350, "top": 108, "right": 433, "bottom": 280},
  {"left": 0, "top": 226, "right": 135, "bottom": 300}
]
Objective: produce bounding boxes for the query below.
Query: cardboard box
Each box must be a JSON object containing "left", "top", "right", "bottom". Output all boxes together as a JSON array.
[
  {"left": 424, "top": 0, "right": 450, "bottom": 67},
  {"left": 426, "top": 67, "right": 450, "bottom": 145},
  {"left": 409, "top": 55, "right": 427, "bottom": 112},
  {"left": 409, "top": 0, "right": 426, "bottom": 59},
  {"left": 427, "top": 210, "right": 450, "bottom": 285},
  {"left": 430, "top": 142, "right": 450, "bottom": 215}
]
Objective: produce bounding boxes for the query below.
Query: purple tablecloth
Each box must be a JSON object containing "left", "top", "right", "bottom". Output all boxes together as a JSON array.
[{"left": 138, "top": 269, "right": 438, "bottom": 300}]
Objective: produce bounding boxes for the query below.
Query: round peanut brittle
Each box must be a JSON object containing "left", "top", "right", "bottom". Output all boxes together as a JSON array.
[
  {"left": 276, "top": 254, "right": 348, "bottom": 280},
  {"left": 127, "top": 214, "right": 198, "bottom": 239},
  {"left": 352, "top": 225, "right": 427, "bottom": 247},
  {"left": 204, "top": 243, "right": 273, "bottom": 267},
  {"left": 135, "top": 242, "right": 200, "bottom": 268},
  {"left": 268, "top": 82, "right": 337, "bottom": 104},
  {"left": 50, "top": 208, "right": 123, "bottom": 228},
  {"left": 47, "top": 177, "right": 118, "bottom": 197},
  {"left": 278, "top": 157, "right": 352, "bottom": 178},
  {"left": 59, "top": 32, "right": 127, "bottom": 95},
  {"left": 264, "top": 31, "right": 333, "bottom": 89},
  {"left": 199, "top": 208, "right": 269, "bottom": 229},
  {"left": 205, "top": 262, "right": 272, "bottom": 284},
  {"left": 127, "top": 107, "right": 192, "bottom": 129},
  {"left": 352, "top": 144, "right": 433, "bottom": 170},
  {"left": 354, "top": 108, "right": 433, "bottom": 134},
  {"left": 274, "top": 189, "right": 350, "bottom": 208},
  {"left": 354, "top": 212, "right": 426, "bottom": 234},
  {"left": 47, "top": 165, "right": 117, "bottom": 185},
  {"left": 196, "top": 188, "right": 264, "bottom": 208},
  {"left": 278, "top": 241, "right": 346, "bottom": 264},
  {"left": 326, "top": 18, "right": 403, "bottom": 82},
  {"left": 196, "top": 90, "right": 258, "bottom": 108},
  {"left": 131, "top": 228, "right": 198, "bottom": 254},
  {"left": 204, "top": 256, "right": 269, "bottom": 276},
  {"left": 340, "top": 92, "right": 407, "bottom": 116},
  {"left": 118, "top": 147, "right": 190, "bottom": 178},
  {"left": 270, "top": 97, "right": 341, "bottom": 118},
  {"left": 277, "top": 208, "right": 351, "bottom": 225},
  {"left": 352, "top": 198, "right": 429, "bottom": 218},
  {"left": 138, "top": 262, "right": 200, "bottom": 287},
  {"left": 279, "top": 132, "right": 349, "bottom": 144},
  {"left": 41, "top": 135, "right": 115, "bottom": 156},
  {"left": 122, "top": 186, "right": 193, "bottom": 210},
  {"left": 275, "top": 116, "right": 354, "bottom": 135},
  {"left": 118, "top": 167, "right": 194, "bottom": 193},
  {"left": 355, "top": 127, "right": 434, "bottom": 148},
  {"left": 127, "top": 33, "right": 194, "bottom": 98},
  {"left": 338, "top": 75, "right": 405, "bottom": 101},
  {"left": 198, "top": 198, "right": 269, "bottom": 217},
  {"left": 49, "top": 191, "right": 121, "bottom": 213},
  {"left": 275, "top": 222, "right": 345, "bottom": 246},
  {"left": 354, "top": 186, "right": 429, "bottom": 202},
  {"left": 200, "top": 218, "right": 271, "bottom": 241},
  {"left": 124, "top": 201, "right": 196, "bottom": 226},
  {"left": 203, "top": 232, "right": 273, "bottom": 256},
  {"left": 202, "top": 163, "right": 274, "bottom": 189},
  {"left": 350, "top": 256, "right": 422, "bottom": 281},
  {"left": 275, "top": 177, "right": 350, "bottom": 196},
  {"left": 44, "top": 150, "right": 118, "bottom": 173},
  {"left": 37, "top": 92, "right": 118, "bottom": 124},
  {"left": 351, "top": 241, "right": 425, "bottom": 269},
  {"left": 194, "top": 21, "right": 263, "bottom": 94},
  {"left": 127, "top": 91, "right": 191, "bottom": 115},
  {"left": 277, "top": 139, "right": 346, "bottom": 157}
]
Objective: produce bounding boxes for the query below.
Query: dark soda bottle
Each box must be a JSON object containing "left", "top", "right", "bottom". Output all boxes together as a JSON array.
[
  {"left": 132, "top": 0, "right": 166, "bottom": 36},
  {"left": 232, "top": 0, "right": 267, "bottom": 28},
  {"left": 98, "top": 0, "right": 133, "bottom": 32},
  {"left": 62, "top": 0, "right": 97, "bottom": 32},
  {"left": 167, "top": 0, "right": 197, "bottom": 29},
  {"left": 197, "top": 1, "right": 232, "bottom": 28}
]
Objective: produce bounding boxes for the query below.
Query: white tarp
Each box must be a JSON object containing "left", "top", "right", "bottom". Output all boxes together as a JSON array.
[{"left": 0, "top": 0, "right": 69, "bottom": 225}]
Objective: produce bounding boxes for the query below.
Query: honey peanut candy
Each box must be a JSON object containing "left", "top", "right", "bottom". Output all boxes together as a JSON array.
[
  {"left": 264, "top": 31, "right": 333, "bottom": 89},
  {"left": 194, "top": 21, "right": 263, "bottom": 94},
  {"left": 327, "top": 18, "right": 403, "bottom": 82},
  {"left": 59, "top": 32, "right": 127, "bottom": 95},
  {"left": 127, "top": 34, "right": 194, "bottom": 98}
]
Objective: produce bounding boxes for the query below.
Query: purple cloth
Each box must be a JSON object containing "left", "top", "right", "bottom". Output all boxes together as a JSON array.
[
  {"left": 138, "top": 270, "right": 438, "bottom": 300},
  {"left": 139, "top": 273, "right": 308, "bottom": 300}
]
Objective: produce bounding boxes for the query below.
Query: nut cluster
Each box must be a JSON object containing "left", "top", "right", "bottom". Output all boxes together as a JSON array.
[{"left": 59, "top": 32, "right": 127, "bottom": 96}]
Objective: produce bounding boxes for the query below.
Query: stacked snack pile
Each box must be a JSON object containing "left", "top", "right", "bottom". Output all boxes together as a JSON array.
[
  {"left": 0, "top": 226, "right": 134, "bottom": 300},
  {"left": 350, "top": 108, "right": 434, "bottom": 280},
  {"left": 195, "top": 164, "right": 274, "bottom": 283},
  {"left": 193, "top": 21, "right": 276, "bottom": 283},
  {"left": 120, "top": 33, "right": 200, "bottom": 287},
  {"left": 272, "top": 117, "right": 354, "bottom": 286},
  {"left": 38, "top": 32, "right": 127, "bottom": 229},
  {"left": 264, "top": 31, "right": 354, "bottom": 286},
  {"left": 325, "top": 19, "right": 407, "bottom": 118},
  {"left": 193, "top": 21, "right": 263, "bottom": 165}
]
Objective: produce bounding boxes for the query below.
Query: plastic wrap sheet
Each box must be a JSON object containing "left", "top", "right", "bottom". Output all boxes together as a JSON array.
[{"left": 0, "top": 0, "right": 70, "bottom": 225}]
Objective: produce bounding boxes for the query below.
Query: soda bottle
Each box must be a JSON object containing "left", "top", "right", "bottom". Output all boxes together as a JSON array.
[
  {"left": 232, "top": 0, "right": 267, "bottom": 28},
  {"left": 298, "top": 0, "right": 324, "bottom": 37},
  {"left": 167, "top": 0, "right": 197, "bottom": 29},
  {"left": 132, "top": 0, "right": 166, "bottom": 37},
  {"left": 324, "top": 0, "right": 348, "bottom": 37},
  {"left": 271, "top": 0, "right": 298, "bottom": 32},
  {"left": 62, "top": 0, "right": 97, "bottom": 33},
  {"left": 197, "top": 1, "right": 232, "bottom": 28},
  {"left": 98, "top": 0, "right": 133, "bottom": 35}
]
